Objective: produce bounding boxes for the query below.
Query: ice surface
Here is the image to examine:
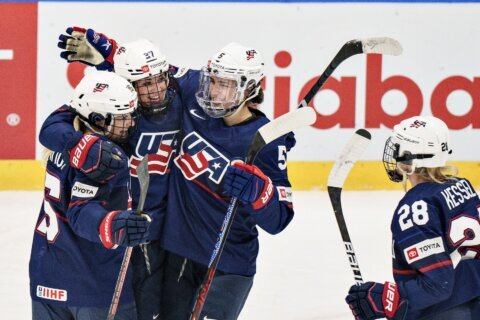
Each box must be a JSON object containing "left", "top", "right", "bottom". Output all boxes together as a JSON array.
[{"left": 0, "top": 190, "right": 401, "bottom": 319}]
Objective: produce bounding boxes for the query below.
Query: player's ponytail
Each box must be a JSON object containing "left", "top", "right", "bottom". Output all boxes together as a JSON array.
[{"left": 416, "top": 166, "right": 458, "bottom": 184}]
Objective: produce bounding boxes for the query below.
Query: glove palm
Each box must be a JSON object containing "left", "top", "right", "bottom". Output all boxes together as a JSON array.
[{"left": 58, "top": 27, "right": 117, "bottom": 70}]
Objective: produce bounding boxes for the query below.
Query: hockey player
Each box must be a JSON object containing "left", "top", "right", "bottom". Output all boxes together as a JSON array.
[
  {"left": 51, "top": 28, "right": 296, "bottom": 319},
  {"left": 345, "top": 116, "right": 480, "bottom": 320},
  {"left": 30, "top": 70, "right": 152, "bottom": 319},
  {"left": 42, "top": 34, "right": 183, "bottom": 319},
  {"left": 159, "top": 42, "right": 296, "bottom": 320}
]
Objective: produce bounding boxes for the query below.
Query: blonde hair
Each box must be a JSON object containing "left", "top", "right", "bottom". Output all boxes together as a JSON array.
[
  {"left": 415, "top": 165, "right": 458, "bottom": 184},
  {"left": 41, "top": 116, "right": 84, "bottom": 167}
]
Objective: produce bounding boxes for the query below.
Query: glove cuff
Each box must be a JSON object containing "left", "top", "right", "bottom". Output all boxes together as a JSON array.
[
  {"left": 99, "top": 210, "right": 121, "bottom": 249},
  {"left": 382, "top": 281, "right": 401, "bottom": 319},
  {"left": 70, "top": 134, "right": 100, "bottom": 169},
  {"left": 252, "top": 174, "right": 274, "bottom": 210},
  {"left": 105, "top": 38, "right": 118, "bottom": 65}
]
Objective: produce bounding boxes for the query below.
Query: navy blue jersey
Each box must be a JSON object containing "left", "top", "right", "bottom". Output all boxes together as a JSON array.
[
  {"left": 123, "top": 84, "right": 182, "bottom": 240},
  {"left": 39, "top": 95, "right": 183, "bottom": 240},
  {"left": 391, "top": 178, "right": 480, "bottom": 319},
  {"left": 29, "top": 150, "right": 134, "bottom": 307},
  {"left": 161, "top": 69, "right": 296, "bottom": 276}
]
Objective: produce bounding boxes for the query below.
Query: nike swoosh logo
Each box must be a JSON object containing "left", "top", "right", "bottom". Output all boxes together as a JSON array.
[
  {"left": 153, "top": 314, "right": 160, "bottom": 319},
  {"left": 190, "top": 109, "right": 206, "bottom": 120}
]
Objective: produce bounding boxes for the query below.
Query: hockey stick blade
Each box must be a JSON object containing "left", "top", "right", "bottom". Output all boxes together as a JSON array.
[
  {"left": 300, "top": 37, "right": 402, "bottom": 108},
  {"left": 327, "top": 129, "right": 371, "bottom": 285},
  {"left": 108, "top": 156, "right": 149, "bottom": 320},
  {"left": 328, "top": 129, "right": 371, "bottom": 188},
  {"left": 246, "top": 107, "right": 317, "bottom": 162},
  {"left": 360, "top": 37, "right": 403, "bottom": 56},
  {"left": 135, "top": 155, "right": 150, "bottom": 213}
]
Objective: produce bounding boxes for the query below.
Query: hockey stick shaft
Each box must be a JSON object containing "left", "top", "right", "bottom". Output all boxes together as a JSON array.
[
  {"left": 327, "top": 129, "right": 371, "bottom": 285},
  {"left": 107, "top": 155, "right": 150, "bottom": 320}
]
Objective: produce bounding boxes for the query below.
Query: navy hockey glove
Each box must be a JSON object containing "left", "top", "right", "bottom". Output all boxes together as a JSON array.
[
  {"left": 346, "top": 282, "right": 408, "bottom": 320},
  {"left": 58, "top": 26, "right": 117, "bottom": 70},
  {"left": 223, "top": 162, "right": 274, "bottom": 210},
  {"left": 69, "top": 134, "right": 128, "bottom": 183},
  {"left": 99, "top": 210, "right": 152, "bottom": 249}
]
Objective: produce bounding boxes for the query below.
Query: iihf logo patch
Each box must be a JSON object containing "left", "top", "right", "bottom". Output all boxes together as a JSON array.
[
  {"left": 410, "top": 120, "right": 426, "bottom": 128},
  {"left": 93, "top": 83, "right": 109, "bottom": 93},
  {"left": 37, "top": 285, "right": 67, "bottom": 301},
  {"left": 246, "top": 50, "right": 257, "bottom": 60}
]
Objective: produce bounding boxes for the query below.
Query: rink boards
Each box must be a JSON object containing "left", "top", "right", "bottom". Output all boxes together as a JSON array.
[{"left": 1, "top": 1, "right": 480, "bottom": 190}]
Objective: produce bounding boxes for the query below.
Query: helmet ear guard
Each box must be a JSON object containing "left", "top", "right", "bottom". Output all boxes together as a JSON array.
[{"left": 88, "top": 112, "right": 106, "bottom": 125}]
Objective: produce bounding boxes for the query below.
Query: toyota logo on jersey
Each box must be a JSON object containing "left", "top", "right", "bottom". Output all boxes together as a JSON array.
[
  {"left": 131, "top": 131, "right": 179, "bottom": 176},
  {"left": 174, "top": 132, "right": 229, "bottom": 184}
]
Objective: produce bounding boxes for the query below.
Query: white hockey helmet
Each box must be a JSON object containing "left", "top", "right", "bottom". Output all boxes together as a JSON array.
[
  {"left": 195, "top": 42, "right": 265, "bottom": 118},
  {"left": 70, "top": 70, "right": 138, "bottom": 142},
  {"left": 383, "top": 116, "right": 451, "bottom": 182},
  {"left": 114, "top": 39, "right": 172, "bottom": 115},
  {"left": 114, "top": 39, "right": 169, "bottom": 82}
]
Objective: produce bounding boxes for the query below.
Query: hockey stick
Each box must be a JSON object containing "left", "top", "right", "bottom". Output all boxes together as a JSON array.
[
  {"left": 190, "top": 37, "right": 402, "bottom": 319},
  {"left": 327, "top": 129, "right": 371, "bottom": 285},
  {"left": 107, "top": 155, "right": 149, "bottom": 320},
  {"left": 190, "top": 107, "right": 316, "bottom": 320}
]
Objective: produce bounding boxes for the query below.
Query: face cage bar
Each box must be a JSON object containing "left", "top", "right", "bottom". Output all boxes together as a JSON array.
[
  {"left": 382, "top": 137, "right": 436, "bottom": 182},
  {"left": 382, "top": 137, "right": 403, "bottom": 182},
  {"left": 133, "top": 72, "right": 172, "bottom": 115},
  {"left": 105, "top": 113, "right": 138, "bottom": 144}
]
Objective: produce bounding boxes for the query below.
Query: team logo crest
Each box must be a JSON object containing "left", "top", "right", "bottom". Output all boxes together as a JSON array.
[
  {"left": 174, "top": 132, "right": 229, "bottom": 184},
  {"left": 130, "top": 131, "right": 179, "bottom": 176},
  {"left": 141, "top": 65, "right": 150, "bottom": 73},
  {"left": 246, "top": 50, "right": 257, "bottom": 60},
  {"left": 410, "top": 120, "right": 426, "bottom": 128},
  {"left": 93, "top": 83, "right": 109, "bottom": 93}
]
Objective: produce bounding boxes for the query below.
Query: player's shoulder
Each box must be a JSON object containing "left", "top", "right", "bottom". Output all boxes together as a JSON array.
[
  {"left": 169, "top": 65, "right": 198, "bottom": 85},
  {"left": 169, "top": 66, "right": 200, "bottom": 101},
  {"left": 169, "top": 65, "right": 191, "bottom": 79}
]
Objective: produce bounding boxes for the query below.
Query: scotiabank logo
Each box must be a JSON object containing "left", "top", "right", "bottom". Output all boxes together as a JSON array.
[
  {"left": 68, "top": 50, "right": 480, "bottom": 130},
  {"left": 272, "top": 51, "right": 480, "bottom": 130}
]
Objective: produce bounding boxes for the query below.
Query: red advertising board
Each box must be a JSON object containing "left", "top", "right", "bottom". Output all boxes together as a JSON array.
[{"left": 0, "top": 3, "right": 37, "bottom": 159}]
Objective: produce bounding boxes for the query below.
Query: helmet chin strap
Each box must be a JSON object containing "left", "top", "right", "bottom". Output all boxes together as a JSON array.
[
  {"left": 397, "top": 163, "right": 416, "bottom": 192},
  {"left": 225, "top": 83, "right": 261, "bottom": 118},
  {"left": 79, "top": 118, "right": 104, "bottom": 136},
  {"left": 225, "top": 100, "right": 247, "bottom": 118}
]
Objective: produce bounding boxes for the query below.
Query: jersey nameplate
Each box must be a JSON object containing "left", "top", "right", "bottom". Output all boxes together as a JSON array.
[{"left": 441, "top": 180, "right": 477, "bottom": 210}]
